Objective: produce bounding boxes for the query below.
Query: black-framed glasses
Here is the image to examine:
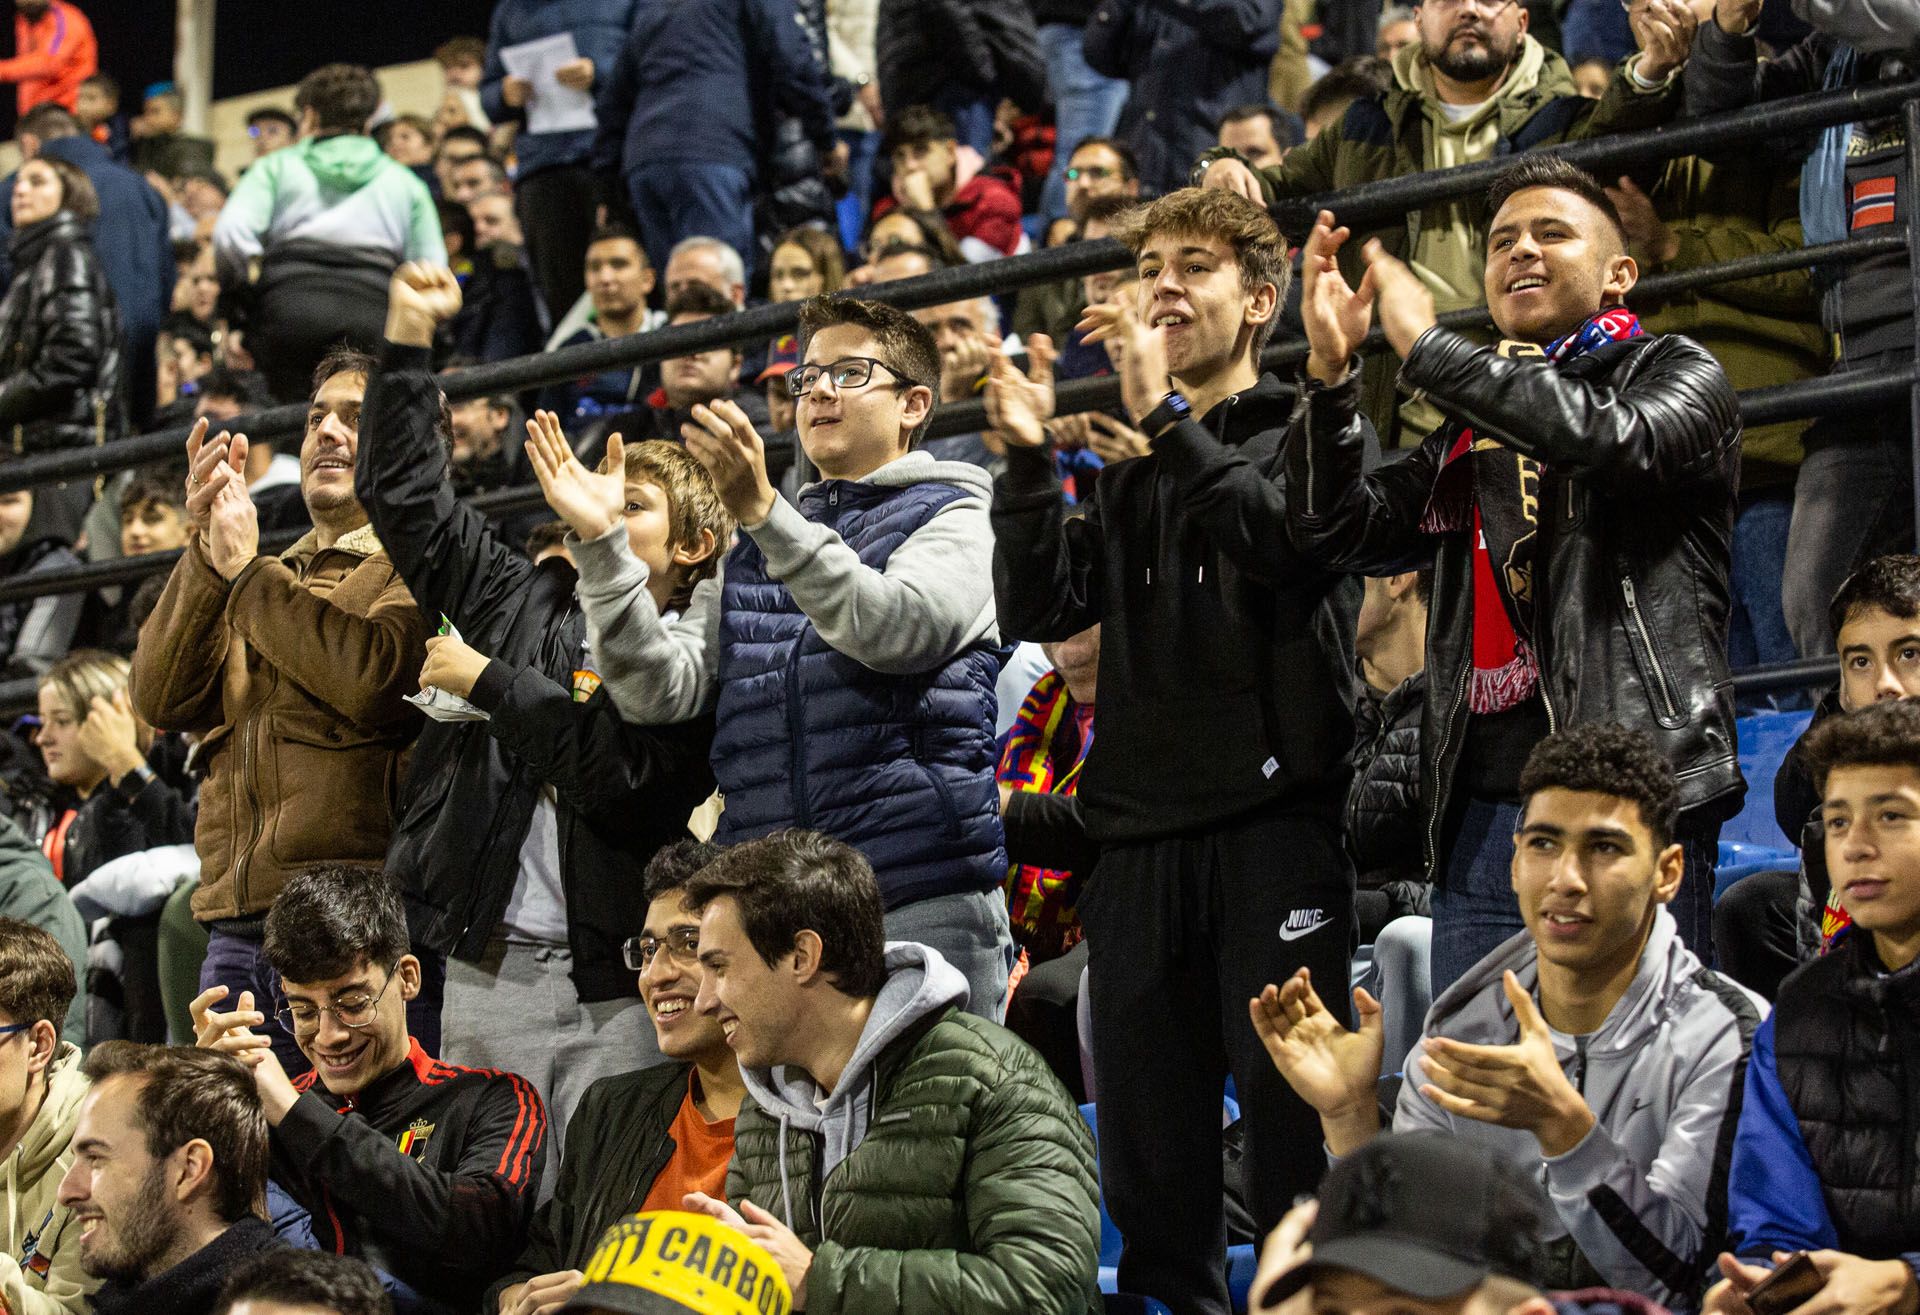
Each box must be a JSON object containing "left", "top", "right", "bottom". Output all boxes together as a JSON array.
[
  {"left": 1065, "top": 165, "right": 1118, "bottom": 182},
  {"left": 275, "top": 960, "right": 402, "bottom": 1037},
  {"left": 786, "top": 356, "right": 917, "bottom": 398},
  {"left": 0, "top": 1021, "right": 32, "bottom": 1039},
  {"left": 623, "top": 926, "right": 701, "bottom": 973}
]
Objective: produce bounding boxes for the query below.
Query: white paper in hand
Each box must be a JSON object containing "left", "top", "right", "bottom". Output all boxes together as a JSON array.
[
  {"left": 500, "top": 32, "right": 596, "bottom": 135},
  {"left": 408, "top": 618, "right": 491, "bottom": 722}
]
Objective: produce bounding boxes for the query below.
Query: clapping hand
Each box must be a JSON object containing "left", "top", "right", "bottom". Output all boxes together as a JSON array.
[
  {"left": 1418, "top": 971, "right": 1597, "bottom": 1157},
  {"left": 1250, "top": 967, "right": 1384, "bottom": 1154},
  {"left": 1629, "top": 0, "right": 1699, "bottom": 81},
  {"left": 206, "top": 477, "right": 260, "bottom": 582},
  {"left": 982, "top": 333, "right": 1058, "bottom": 449},
  {"left": 682, "top": 398, "right": 776, "bottom": 528},
  {"left": 1360, "top": 238, "right": 1437, "bottom": 360},
  {"left": 1075, "top": 297, "right": 1171, "bottom": 427},
  {"left": 184, "top": 417, "right": 248, "bottom": 537},
  {"left": 1299, "top": 211, "right": 1377, "bottom": 386},
  {"left": 524, "top": 410, "right": 627, "bottom": 541}
]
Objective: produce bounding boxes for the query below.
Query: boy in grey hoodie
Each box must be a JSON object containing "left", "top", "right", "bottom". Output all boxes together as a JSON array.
[
  {"left": 526, "top": 294, "right": 1014, "bottom": 1020},
  {"left": 675, "top": 830, "right": 1101, "bottom": 1315},
  {"left": 1254, "top": 723, "right": 1767, "bottom": 1312}
]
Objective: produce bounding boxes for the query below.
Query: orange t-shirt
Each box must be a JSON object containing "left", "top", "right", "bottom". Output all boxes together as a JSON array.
[{"left": 640, "top": 1075, "right": 737, "bottom": 1214}]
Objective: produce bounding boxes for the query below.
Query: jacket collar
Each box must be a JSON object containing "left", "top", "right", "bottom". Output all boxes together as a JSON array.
[
  {"left": 282, "top": 520, "right": 383, "bottom": 563},
  {"left": 312, "top": 1036, "right": 435, "bottom": 1119}
]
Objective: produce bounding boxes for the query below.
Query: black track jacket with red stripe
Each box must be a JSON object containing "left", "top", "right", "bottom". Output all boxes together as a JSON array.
[{"left": 274, "top": 1038, "right": 547, "bottom": 1309}]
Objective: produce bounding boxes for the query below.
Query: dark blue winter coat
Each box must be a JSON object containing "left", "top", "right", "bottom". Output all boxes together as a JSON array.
[
  {"left": 481, "top": 0, "right": 640, "bottom": 180},
  {"left": 712, "top": 478, "right": 1007, "bottom": 909}
]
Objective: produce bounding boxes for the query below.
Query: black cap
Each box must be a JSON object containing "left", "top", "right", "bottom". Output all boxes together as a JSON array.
[{"left": 1260, "top": 1133, "right": 1551, "bottom": 1308}]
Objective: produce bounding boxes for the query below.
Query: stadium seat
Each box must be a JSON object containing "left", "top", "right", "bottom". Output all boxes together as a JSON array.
[{"left": 1725, "top": 709, "right": 1814, "bottom": 849}]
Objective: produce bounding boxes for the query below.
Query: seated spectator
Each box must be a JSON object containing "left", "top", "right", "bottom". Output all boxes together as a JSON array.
[
  {"left": 1706, "top": 698, "right": 1920, "bottom": 1315},
  {"left": 244, "top": 108, "right": 297, "bottom": 162},
  {"left": 364, "top": 267, "right": 726, "bottom": 1161},
  {"left": 678, "top": 830, "right": 1101, "bottom": 1312},
  {"left": 875, "top": 105, "right": 1026, "bottom": 263},
  {"left": 848, "top": 207, "right": 964, "bottom": 284},
  {"left": 1572, "top": 56, "right": 1614, "bottom": 99},
  {"left": 433, "top": 36, "right": 492, "bottom": 138},
  {"left": 591, "top": 0, "right": 834, "bottom": 275},
  {"left": 0, "top": 154, "right": 125, "bottom": 487},
  {"left": 191, "top": 865, "right": 547, "bottom": 1311},
  {"left": 1012, "top": 137, "right": 1141, "bottom": 348},
  {"left": 538, "top": 225, "right": 664, "bottom": 436},
  {"left": 4, "top": 103, "right": 169, "bottom": 432},
  {"left": 545, "top": 1211, "right": 793, "bottom": 1315},
  {"left": 131, "top": 363, "right": 429, "bottom": 1077},
  {"left": 171, "top": 243, "right": 219, "bottom": 327},
  {"left": 0, "top": 487, "right": 83, "bottom": 679},
  {"left": 630, "top": 285, "right": 771, "bottom": 448},
  {"left": 213, "top": 64, "right": 443, "bottom": 402},
  {"left": 430, "top": 126, "right": 489, "bottom": 201},
  {"left": 0, "top": 827, "right": 86, "bottom": 1046},
  {"left": 0, "top": 0, "right": 96, "bottom": 119},
  {"left": 155, "top": 315, "right": 215, "bottom": 425},
  {"left": 767, "top": 226, "right": 846, "bottom": 306},
  {"left": 1257, "top": 723, "right": 1766, "bottom": 1307},
  {"left": 447, "top": 190, "right": 543, "bottom": 364},
  {"left": 59, "top": 1043, "right": 278, "bottom": 1314},
  {"left": 375, "top": 113, "right": 435, "bottom": 189},
  {"left": 129, "top": 83, "right": 215, "bottom": 179},
  {"left": 176, "top": 169, "right": 227, "bottom": 243},
  {"left": 79, "top": 474, "right": 188, "bottom": 653},
  {"left": 214, "top": 1250, "right": 392, "bottom": 1315},
  {"left": 442, "top": 382, "right": 517, "bottom": 496},
  {"left": 1251, "top": 1132, "right": 1648, "bottom": 1315},
  {"left": 524, "top": 521, "right": 570, "bottom": 567},
  {"left": 662, "top": 235, "right": 748, "bottom": 309},
  {"left": 444, "top": 153, "right": 506, "bottom": 208},
  {"left": 553, "top": 293, "right": 1016, "bottom": 1020},
  {"left": 1297, "top": 56, "right": 1393, "bottom": 141},
  {"left": 74, "top": 73, "right": 126, "bottom": 160},
  {"left": 1216, "top": 104, "right": 1298, "bottom": 171},
  {"left": 0, "top": 917, "right": 90, "bottom": 1315},
  {"left": 487, "top": 840, "right": 746, "bottom": 1315},
  {"left": 1376, "top": 6, "right": 1419, "bottom": 58},
  {"left": 1717, "top": 560, "right": 1920, "bottom": 1001}
]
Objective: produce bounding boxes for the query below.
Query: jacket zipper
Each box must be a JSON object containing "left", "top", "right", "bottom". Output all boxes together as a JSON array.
[
  {"left": 1423, "top": 655, "right": 1470, "bottom": 875},
  {"left": 1620, "top": 576, "right": 1681, "bottom": 723}
]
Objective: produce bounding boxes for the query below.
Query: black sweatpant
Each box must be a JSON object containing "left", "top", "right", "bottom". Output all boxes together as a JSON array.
[
  {"left": 516, "top": 165, "right": 601, "bottom": 323},
  {"left": 1080, "top": 803, "right": 1354, "bottom": 1315},
  {"left": 252, "top": 270, "right": 388, "bottom": 403}
]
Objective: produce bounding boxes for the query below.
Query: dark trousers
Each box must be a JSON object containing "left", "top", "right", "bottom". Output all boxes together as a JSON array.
[
  {"left": 516, "top": 164, "right": 600, "bottom": 323},
  {"left": 1081, "top": 804, "right": 1353, "bottom": 1315},
  {"left": 625, "top": 161, "right": 755, "bottom": 282},
  {"left": 251, "top": 269, "right": 388, "bottom": 403}
]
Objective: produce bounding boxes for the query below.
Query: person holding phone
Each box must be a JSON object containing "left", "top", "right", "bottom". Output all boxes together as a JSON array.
[{"left": 1705, "top": 700, "right": 1920, "bottom": 1315}]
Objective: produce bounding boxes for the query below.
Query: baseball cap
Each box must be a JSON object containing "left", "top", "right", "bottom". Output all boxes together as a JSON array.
[
  {"left": 755, "top": 334, "right": 801, "bottom": 385},
  {"left": 562, "top": 1210, "right": 794, "bottom": 1315},
  {"left": 1259, "top": 1133, "right": 1551, "bottom": 1307}
]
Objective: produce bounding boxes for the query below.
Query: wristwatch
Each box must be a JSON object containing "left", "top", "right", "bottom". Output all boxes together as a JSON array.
[
  {"left": 115, "top": 762, "right": 156, "bottom": 802},
  {"left": 1140, "top": 390, "right": 1191, "bottom": 437}
]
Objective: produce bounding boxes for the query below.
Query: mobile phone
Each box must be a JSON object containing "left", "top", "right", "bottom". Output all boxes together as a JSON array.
[{"left": 1748, "top": 1251, "right": 1825, "bottom": 1315}]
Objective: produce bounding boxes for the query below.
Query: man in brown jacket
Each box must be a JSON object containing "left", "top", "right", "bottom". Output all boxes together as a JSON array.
[{"left": 131, "top": 346, "right": 426, "bottom": 1077}]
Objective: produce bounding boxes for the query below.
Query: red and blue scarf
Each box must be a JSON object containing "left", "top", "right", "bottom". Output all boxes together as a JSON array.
[
  {"left": 1420, "top": 309, "right": 1643, "bottom": 713},
  {"left": 996, "top": 670, "right": 1095, "bottom": 959}
]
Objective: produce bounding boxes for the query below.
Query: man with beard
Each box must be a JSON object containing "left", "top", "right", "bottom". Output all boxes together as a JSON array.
[
  {"left": 56, "top": 1044, "right": 277, "bottom": 1315},
  {"left": 1199, "top": 0, "right": 1696, "bottom": 447}
]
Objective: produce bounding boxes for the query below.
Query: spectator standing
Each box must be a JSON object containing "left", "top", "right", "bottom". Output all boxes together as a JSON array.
[
  {"left": 130, "top": 363, "right": 429, "bottom": 1078},
  {"left": 987, "top": 189, "right": 1356, "bottom": 1315},
  {"left": 874, "top": 0, "right": 1047, "bottom": 156},
  {"left": 71, "top": 72, "right": 123, "bottom": 159},
  {"left": 1086, "top": 0, "right": 1281, "bottom": 197},
  {"left": 3, "top": 105, "right": 170, "bottom": 431},
  {"left": 874, "top": 106, "right": 1028, "bottom": 262},
  {"left": 1200, "top": 0, "right": 1694, "bottom": 446},
  {"left": 192, "top": 866, "right": 548, "bottom": 1312},
  {"left": 58, "top": 1044, "right": 279, "bottom": 1315},
  {"left": 358, "top": 266, "right": 726, "bottom": 1170},
  {"left": 592, "top": 0, "right": 837, "bottom": 278},
  {"left": 826, "top": 0, "right": 884, "bottom": 250},
  {"left": 680, "top": 831, "right": 1103, "bottom": 1314},
  {"left": 213, "top": 65, "right": 443, "bottom": 402},
  {"left": 482, "top": 0, "right": 637, "bottom": 321},
  {"left": 0, "top": 0, "right": 95, "bottom": 117},
  {"left": 0, "top": 917, "right": 90, "bottom": 1315},
  {"left": 1708, "top": 699, "right": 1920, "bottom": 1315},
  {"left": 0, "top": 826, "right": 86, "bottom": 1046},
  {"left": 449, "top": 190, "right": 543, "bottom": 364},
  {"left": 1687, "top": 0, "right": 1920, "bottom": 660},
  {"left": 128, "top": 84, "right": 214, "bottom": 179},
  {"left": 1030, "top": 0, "right": 1129, "bottom": 221},
  {"left": 244, "top": 108, "right": 296, "bottom": 162}
]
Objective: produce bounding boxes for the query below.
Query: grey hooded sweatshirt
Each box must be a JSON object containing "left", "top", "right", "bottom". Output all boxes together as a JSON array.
[
  {"left": 1395, "top": 909, "right": 1767, "bottom": 1310},
  {"left": 571, "top": 450, "right": 1000, "bottom": 727}
]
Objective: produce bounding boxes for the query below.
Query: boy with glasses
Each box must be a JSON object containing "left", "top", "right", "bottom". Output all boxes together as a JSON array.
[
  {"left": 190, "top": 864, "right": 547, "bottom": 1313},
  {"left": 489, "top": 840, "right": 745, "bottom": 1315},
  {"left": 535, "top": 293, "right": 1015, "bottom": 1021}
]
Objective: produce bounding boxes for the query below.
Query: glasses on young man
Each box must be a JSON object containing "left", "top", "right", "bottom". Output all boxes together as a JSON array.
[
  {"left": 276, "top": 961, "right": 403, "bottom": 1037},
  {"left": 785, "top": 356, "right": 919, "bottom": 399},
  {"left": 623, "top": 926, "right": 701, "bottom": 973},
  {"left": 0, "top": 1021, "right": 32, "bottom": 1039}
]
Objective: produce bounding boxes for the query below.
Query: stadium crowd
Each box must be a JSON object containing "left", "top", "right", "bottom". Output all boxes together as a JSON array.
[{"left": 0, "top": 0, "right": 1916, "bottom": 1312}]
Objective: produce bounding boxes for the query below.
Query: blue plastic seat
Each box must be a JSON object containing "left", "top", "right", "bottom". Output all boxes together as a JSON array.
[{"left": 1725, "top": 709, "right": 1815, "bottom": 849}]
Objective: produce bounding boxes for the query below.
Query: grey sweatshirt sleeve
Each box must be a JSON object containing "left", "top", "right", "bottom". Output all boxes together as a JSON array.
[
  {"left": 746, "top": 491, "right": 999, "bottom": 674},
  {"left": 570, "top": 523, "right": 721, "bottom": 726},
  {"left": 1387, "top": 1040, "right": 1454, "bottom": 1135},
  {"left": 1542, "top": 1022, "right": 1751, "bottom": 1306}
]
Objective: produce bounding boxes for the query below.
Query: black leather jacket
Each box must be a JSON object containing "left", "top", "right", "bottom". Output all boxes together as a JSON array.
[
  {"left": 0, "top": 211, "right": 124, "bottom": 454},
  {"left": 1286, "top": 326, "right": 1745, "bottom": 878}
]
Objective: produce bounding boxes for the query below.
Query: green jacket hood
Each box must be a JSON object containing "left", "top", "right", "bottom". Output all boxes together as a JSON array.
[
  {"left": 1389, "top": 35, "right": 1572, "bottom": 123},
  {"left": 298, "top": 134, "right": 392, "bottom": 192}
]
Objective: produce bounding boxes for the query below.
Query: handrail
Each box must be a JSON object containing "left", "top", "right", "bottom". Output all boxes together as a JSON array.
[{"left": 0, "top": 76, "right": 1913, "bottom": 496}]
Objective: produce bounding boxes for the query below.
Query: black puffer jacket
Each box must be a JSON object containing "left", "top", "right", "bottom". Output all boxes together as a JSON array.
[
  {"left": 877, "top": 0, "right": 1048, "bottom": 113},
  {"left": 1286, "top": 328, "right": 1745, "bottom": 878},
  {"left": 0, "top": 211, "right": 124, "bottom": 455},
  {"left": 1772, "top": 930, "right": 1920, "bottom": 1257},
  {"left": 1347, "top": 670, "right": 1430, "bottom": 920}
]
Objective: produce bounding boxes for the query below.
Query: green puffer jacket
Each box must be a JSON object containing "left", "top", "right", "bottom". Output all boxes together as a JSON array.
[
  {"left": 1206, "top": 40, "right": 1681, "bottom": 444},
  {"left": 725, "top": 952, "right": 1101, "bottom": 1315}
]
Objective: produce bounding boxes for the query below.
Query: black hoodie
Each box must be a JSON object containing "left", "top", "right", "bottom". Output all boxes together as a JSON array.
[{"left": 993, "top": 372, "right": 1357, "bottom": 841}]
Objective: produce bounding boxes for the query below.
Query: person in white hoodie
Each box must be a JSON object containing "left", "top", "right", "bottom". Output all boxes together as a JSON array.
[
  {"left": 0, "top": 918, "right": 93, "bottom": 1315},
  {"left": 527, "top": 293, "right": 1015, "bottom": 1020},
  {"left": 675, "top": 830, "right": 1102, "bottom": 1315},
  {"left": 1253, "top": 722, "right": 1767, "bottom": 1311}
]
